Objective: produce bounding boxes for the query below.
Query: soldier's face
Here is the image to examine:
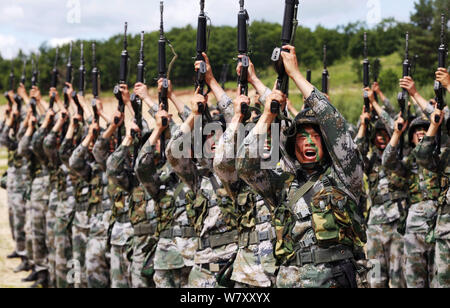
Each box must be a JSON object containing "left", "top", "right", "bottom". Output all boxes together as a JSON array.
[
  {"left": 375, "top": 130, "right": 390, "bottom": 150},
  {"left": 412, "top": 127, "right": 426, "bottom": 146},
  {"left": 295, "top": 125, "right": 324, "bottom": 164}
]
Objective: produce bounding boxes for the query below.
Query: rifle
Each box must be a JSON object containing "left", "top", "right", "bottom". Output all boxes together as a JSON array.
[
  {"left": 61, "top": 42, "right": 73, "bottom": 138},
  {"left": 130, "top": 30, "right": 145, "bottom": 141},
  {"left": 49, "top": 47, "right": 59, "bottom": 114},
  {"left": 194, "top": 0, "right": 212, "bottom": 121},
  {"left": 362, "top": 32, "right": 371, "bottom": 126},
  {"left": 113, "top": 22, "right": 128, "bottom": 147},
  {"left": 4, "top": 62, "right": 14, "bottom": 109},
  {"left": 434, "top": 14, "right": 447, "bottom": 156},
  {"left": 20, "top": 60, "right": 26, "bottom": 86},
  {"left": 322, "top": 44, "right": 329, "bottom": 94},
  {"left": 270, "top": 0, "right": 299, "bottom": 114},
  {"left": 72, "top": 43, "right": 85, "bottom": 124},
  {"left": 237, "top": 0, "right": 250, "bottom": 115},
  {"left": 373, "top": 58, "right": 380, "bottom": 103},
  {"left": 30, "top": 58, "right": 39, "bottom": 119},
  {"left": 92, "top": 42, "right": 100, "bottom": 138},
  {"left": 397, "top": 32, "right": 411, "bottom": 160},
  {"left": 306, "top": 69, "right": 312, "bottom": 83}
]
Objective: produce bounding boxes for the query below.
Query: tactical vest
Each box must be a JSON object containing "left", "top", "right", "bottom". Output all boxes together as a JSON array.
[
  {"left": 75, "top": 178, "right": 90, "bottom": 211},
  {"left": 186, "top": 175, "right": 238, "bottom": 236},
  {"left": 368, "top": 159, "right": 408, "bottom": 204},
  {"left": 409, "top": 160, "right": 442, "bottom": 204},
  {"left": 236, "top": 184, "right": 273, "bottom": 232},
  {"left": 107, "top": 179, "right": 128, "bottom": 220},
  {"left": 88, "top": 165, "right": 105, "bottom": 214},
  {"left": 128, "top": 184, "right": 152, "bottom": 226},
  {"left": 275, "top": 170, "right": 366, "bottom": 265}
]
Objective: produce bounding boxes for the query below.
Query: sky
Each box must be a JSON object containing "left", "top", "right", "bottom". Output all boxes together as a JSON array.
[{"left": 0, "top": 0, "right": 417, "bottom": 60}]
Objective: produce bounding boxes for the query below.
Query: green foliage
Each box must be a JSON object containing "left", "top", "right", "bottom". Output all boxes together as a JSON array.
[{"left": 379, "top": 69, "right": 400, "bottom": 95}]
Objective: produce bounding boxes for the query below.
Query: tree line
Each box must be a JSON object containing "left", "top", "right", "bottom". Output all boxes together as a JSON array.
[{"left": 0, "top": 0, "right": 447, "bottom": 95}]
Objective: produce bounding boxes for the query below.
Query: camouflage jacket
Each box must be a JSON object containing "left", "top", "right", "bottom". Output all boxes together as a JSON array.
[
  {"left": 414, "top": 135, "right": 450, "bottom": 240},
  {"left": 237, "top": 88, "right": 366, "bottom": 265},
  {"left": 355, "top": 137, "right": 408, "bottom": 225},
  {"left": 166, "top": 95, "right": 239, "bottom": 264}
]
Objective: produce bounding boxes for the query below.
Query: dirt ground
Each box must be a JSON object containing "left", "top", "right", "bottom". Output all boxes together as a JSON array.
[{"left": 0, "top": 87, "right": 246, "bottom": 288}]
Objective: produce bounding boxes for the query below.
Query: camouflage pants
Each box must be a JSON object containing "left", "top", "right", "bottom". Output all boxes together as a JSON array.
[
  {"left": 45, "top": 189, "right": 58, "bottom": 288},
  {"left": 129, "top": 235, "right": 155, "bottom": 288},
  {"left": 404, "top": 232, "right": 435, "bottom": 288},
  {"left": 54, "top": 217, "right": 73, "bottom": 288},
  {"left": 71, "top": 210, "right": 90, "bottom": 288},
  {"left": 25, "top": 200, "right": 34, "bottom": 266},
  {"left": 188, "top": 266, "right": 219, "bottom": 288},
  {"left": 154, "top": 267, "right": 191, "bottom": 288},
  {"left": 432, "top": 239, "right": 450, "bottom": 288},
  {"left": 366, "top": 223, "right": 406, "bottom": 288},
  {"left": 7, "top": 168, "right": 15, "bottom": 242},
  {"left": 30, "top": 175, "right": 50, "bottom": 273},
  {"left": 86, "top": 211, "right": 112, "bottom": 288},
  {"left": 11, "top": 190, "right": 27, "bottom": 257},
  {"left": 110, "top": 245, "right": 131, "bottom": 288},
  {"left": 276, "top": 264, "right": 343, "bottom": 288}
]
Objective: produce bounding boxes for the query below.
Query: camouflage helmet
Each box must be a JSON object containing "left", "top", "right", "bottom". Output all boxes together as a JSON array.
[
  {"left": 370, "top": 119, "right": 391, "bottom": 143},
  {"left": 408, "top": 116, "right": 430, "bottom": 147}
]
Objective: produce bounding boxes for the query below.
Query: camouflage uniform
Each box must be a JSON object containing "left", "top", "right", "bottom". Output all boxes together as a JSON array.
[
  {"left": 70, "top": 141, "right": 112, "bottom": 288},
  {"left": 52, "top": 123, "right": 85, "bottom": 288},
  {"left": 136, "top": 127, "right": 196, "bottom": 288},
  {"left": 167, "top": 96, "right": 240, "bottom": 288},
  {"left": 213, "top": 94, "right": 277, "bottom": 288},
  {"left": 1, "top": 121, "right": 28, "bottom": 260},
  {"left": 414, "top": 135, "right": 450, "bottom": 288},
  {"left": 27, "top": 124, "right": 51, "bottom": 276},
  {"left": 106, "top": 143, "right": 134, "bottom": 288},
  {"left": 355, "top": 115, "right": 407, "bottom": 288},
  {"left": 237, "top": 89, "right": 366, "bottom": 288},
  {"left": 383, "top": 139, "right": 441, "bottom": 288}
]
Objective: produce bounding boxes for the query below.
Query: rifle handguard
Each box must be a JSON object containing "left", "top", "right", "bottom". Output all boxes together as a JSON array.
[
  {"left": 270, "top": 100, "right": 280, "bottom": 114},
  {"left": 241, "top": 103, "right": 249, "bottom": 115}
]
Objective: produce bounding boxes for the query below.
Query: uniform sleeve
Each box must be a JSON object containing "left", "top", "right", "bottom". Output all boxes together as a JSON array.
[
  {"left": 305, "top": 88, "right": 363, "bottom": 201},
  {"left": 381, "top": 143, "right": 408, "bottom": 177},
  {"left": 135, "top": 140, "right": 163, "bottom": 200},
  {"left": 216, "top": 94, "right": 234, "bottom": 124},
  {"left": 106, "top": 144, "right": 133, "bottom": 192},
  {"left": 30, "top": 127, "right": 49, "bottom": 165},
  {"left": 69, "top": 144, "right": 92, "bottom": 181},
  {"left": 413, "top": 136, "right": 441, "bottom": 173},
  {"left": 59, "top": 138, "right": 74, "bottom": 168},
  {"left": 18, "top": 135, "right": 33, "bottom": 159},
  {"left": 166, "top": 126, "right": 201, "bottom": 193},
  {"left": 179, "top": 105, "right": 191, "bottom": 122},
  {"left": 382, "top": 98, "right": 396, "bottom": 117},
  {"left": 213, "top": 123, "right": 241, "bottom": 199},
  {"left": 43, "top": 131, "right": 59, "bottom": 164},
  {"left": 236, "top": 129, "right": 286, "bottom": 209},
  {"left": 92, "top": 137, "right": 111, "bottom": 171},
  {"left": 0, "top": 125, "right": 17, "bottom": 151}
]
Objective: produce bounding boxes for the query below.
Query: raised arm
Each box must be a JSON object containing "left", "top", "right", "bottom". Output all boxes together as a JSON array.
[{"left": 382, "top": 116, "right": 409, "bottom": 176}]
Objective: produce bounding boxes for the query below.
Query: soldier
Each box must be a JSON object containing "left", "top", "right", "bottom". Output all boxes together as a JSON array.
[
  {"left": 237, "top": 45, "right": 366, "bottom": 288},
  {"left": 18, "top": 85, "right": 52, "bottom": 288},
  {"left": 355, "top": 88, "right": 407, "bottom": 288},
  {"left": 383, "top": 115, "right": 440, "bottom": 288},
  {"left": 1, "top": 92, "right": 30, "bottom": 273},
  {"left": 105, "top": 86, "right": 134, "bottom": 288},
  {"left": 213, "top": 57, "right": 279, "bottom": 288},
  {"left": 414, "top": 108, "right": 450, "bottom": 288},
  {"left": 69, "top": 105, "right": 112, "bottom": 288},
  {"left": 134, "top": 79, "right": 195, "bottom": 288},
  {"left": 55, "top": 83, "right": 89, "bottom": 288}
]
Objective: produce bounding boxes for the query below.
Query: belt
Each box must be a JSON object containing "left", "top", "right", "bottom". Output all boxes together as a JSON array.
[
  {"left": 373, "top": 192, "right": 407, "bottom": 205},
  {"left": 238, "top": 228, "right": 276, "bottom": 247},
  {"left": 198, "top": 229, "right": 239, "bottom": 250},
  {"left": 160, "top": 226, "right": 197, "bottom": 239},
  {"left": 76, "top": 203, "right": 89, "bottom": 212},
  {"left": 199, "top": 262, "right": 228, "bottom": 273},
  {"left": 116, "top": 214, "right": 130, "bottom": 224},
  {"left": 288, "top": 245, "right": 354, "bottom": 267},
  {"left": 133, "top": 222, "right": 157, "bottom": 236}
]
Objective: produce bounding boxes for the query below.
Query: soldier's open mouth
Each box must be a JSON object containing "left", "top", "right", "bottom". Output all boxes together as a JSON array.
[{"left": 305, "top": 150, "right": 316, "bottom": 158}]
